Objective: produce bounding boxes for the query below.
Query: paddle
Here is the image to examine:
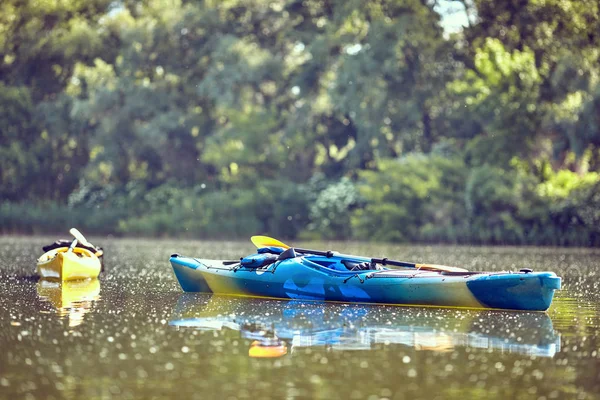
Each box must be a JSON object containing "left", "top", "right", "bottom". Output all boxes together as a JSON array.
[
  {"left": 66, "top": 239, "right": 78, "bottom": 253},
  {"left": 250, "top": 235, "right": 468, "bottom": 273},
  {"left": 251, "top": 236, "right": 290, "bottom": 250},
  {"left": 69, "top": 228, "right": 93, "bottom": 248},
  {"left": 70, "top": 228, "right": 103, "bottom": 258}
]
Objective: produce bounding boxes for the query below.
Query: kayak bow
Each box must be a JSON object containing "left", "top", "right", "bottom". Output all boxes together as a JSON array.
[{"left": 37, "top": 246, "right": 101, "bottom": 281}]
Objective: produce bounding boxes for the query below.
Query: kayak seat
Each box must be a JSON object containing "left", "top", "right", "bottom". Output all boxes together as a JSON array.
[
  {"left": 302, "top": 257, "right": 350, "bottom": 272},
  {"left": 43, "top": 239, "right": 103, "bottom": 256},
  {"left": 342, "top": 260, "right": 378, "bottom": 271},
  {"left": 277, "top": 247, "right": 297, "bottom": 261},
  {"left": 302, "top": 257, "right": 375, "bottom": 272}
]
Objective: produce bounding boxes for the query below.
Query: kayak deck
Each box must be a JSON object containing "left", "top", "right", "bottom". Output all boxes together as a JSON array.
[{"left": 170, "top": 254, "right": 561, "bottom": 311}]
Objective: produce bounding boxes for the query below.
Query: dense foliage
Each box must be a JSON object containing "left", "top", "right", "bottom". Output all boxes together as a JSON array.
[{"left": 1, "top": 0, "right": 599, "bottom": 245}]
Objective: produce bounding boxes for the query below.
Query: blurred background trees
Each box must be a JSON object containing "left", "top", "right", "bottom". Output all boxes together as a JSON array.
[{"left": 1, "top": 0, "right": 599, "bottom": 245}]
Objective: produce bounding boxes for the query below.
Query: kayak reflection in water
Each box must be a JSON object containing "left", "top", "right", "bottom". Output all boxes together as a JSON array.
[
  {"left": 169, "top": 294, "right": 561, "bottom": 358},
  {"left": 37, "top": 279, "right": 101, "bottom": 328}
]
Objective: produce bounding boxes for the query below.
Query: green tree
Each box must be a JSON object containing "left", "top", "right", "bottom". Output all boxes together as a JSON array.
[
  {"left": 0, "top": 0, "right": 113, "bottom": 201},
  {"left": 460, "top": 0, "right": 600, "bottom": 170}
]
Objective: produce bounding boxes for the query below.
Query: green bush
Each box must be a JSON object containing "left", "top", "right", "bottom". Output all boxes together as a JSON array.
[
  {"left": 351, "top": 154, "right": 468, "bottom": 242},
  {"left": 302, "top": 175, "right": 361, "bottom": 240},
  {"left": 114, "top": 179, "right": 310, "bottom": 238},
  {"left": 2, "top": 163, "right": 598, "bottom": 246},
  {"left": 350, "top": 154, "right": 600, "bottom": 246},
  {"left": 0, "top": 201, "right": 125, "bottom": 235},
  {"left": 464, "top": 165, "right": 525, "bottom": 244}
]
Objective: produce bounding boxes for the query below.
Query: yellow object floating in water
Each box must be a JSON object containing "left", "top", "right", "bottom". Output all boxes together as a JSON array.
[
  {"left": 37, "top": 246, "right": 101, "bottom": 281},
  {"left": 248, "top": 340, "right": 288, "bottom": 358}
]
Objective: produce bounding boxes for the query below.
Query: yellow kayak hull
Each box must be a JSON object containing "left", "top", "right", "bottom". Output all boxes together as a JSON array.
[{"left": 37, "top": 247, "right": 101, "bottom": 281}]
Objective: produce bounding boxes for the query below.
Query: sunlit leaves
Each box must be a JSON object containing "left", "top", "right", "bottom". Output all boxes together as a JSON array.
[
  {"left": 447, "top": 39, "right": 542, "bottom": 163},
  {"left": 536, "top": 170, "right": 600, "bottom": 200},
  {"left": 202, "top": 108, "right": 285, "bottom": 184},
  {"left": 461, "top": 0, "right": 600, "bottom": 167},
  {"left": 197, "top": 35, "right": 281, "bottom": 107}
]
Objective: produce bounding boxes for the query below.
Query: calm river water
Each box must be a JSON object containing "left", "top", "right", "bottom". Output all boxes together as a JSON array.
[{"left": 0, "top": 236, "right": 599, "bottom": 399}]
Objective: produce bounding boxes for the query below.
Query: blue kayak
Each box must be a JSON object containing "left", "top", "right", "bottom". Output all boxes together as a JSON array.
[{"left": 169, "top": 244, "right": 561, "bottom": 311}]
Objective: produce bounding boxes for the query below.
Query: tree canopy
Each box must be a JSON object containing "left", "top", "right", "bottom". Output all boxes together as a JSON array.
[{"left": 1, "top": 0, "right": 599, "bottom": 245}]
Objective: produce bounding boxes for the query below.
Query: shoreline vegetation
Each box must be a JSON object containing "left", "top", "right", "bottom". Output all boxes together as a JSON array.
[
  {"left": 2, "top": 163, "right": 598, "bottom": 246},
  {"left": 1, "top": 1, "right": 599, "bottom": 246}
]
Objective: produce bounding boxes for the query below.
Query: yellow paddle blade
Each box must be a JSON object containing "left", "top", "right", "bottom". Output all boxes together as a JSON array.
[
  {"left": 70, "top": 228, "right": 93, "bottom": 247},
  {"left": 416, "top": 264, "right": 468, "bottom": 273},
  {"left": 250, "top": 236, "right": 291, "bottom": 249}
]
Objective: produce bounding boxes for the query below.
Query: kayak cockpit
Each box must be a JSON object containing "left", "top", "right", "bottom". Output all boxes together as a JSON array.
[
  {"left": 301, "top": 256, "right": 382, "bottom": 273},
  {"left": 236, "top": 246, "right": 381, "bottom": 273}
]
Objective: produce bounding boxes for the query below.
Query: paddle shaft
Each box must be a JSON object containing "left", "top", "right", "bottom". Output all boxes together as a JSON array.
[
  {"left": 67, "top": 239, "right": 78, "bottom": 253},
  {"left": 293, "top": 247, "right": 419, "bottom": 269}
]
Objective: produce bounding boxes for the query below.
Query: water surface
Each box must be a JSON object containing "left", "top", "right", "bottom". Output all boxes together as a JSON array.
[{"left": 1, "top": 237, "right": 599, "bottom": 399}]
